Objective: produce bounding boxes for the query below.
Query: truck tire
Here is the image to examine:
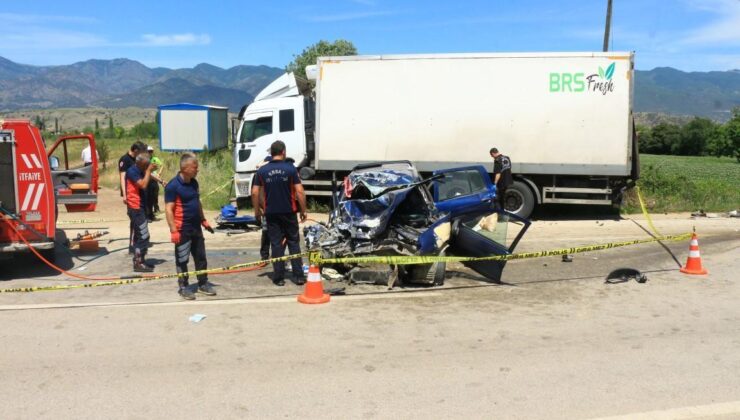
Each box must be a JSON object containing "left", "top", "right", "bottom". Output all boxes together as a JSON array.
[{"left": 505, "top": 180, "right": 535, "bottom": 219}]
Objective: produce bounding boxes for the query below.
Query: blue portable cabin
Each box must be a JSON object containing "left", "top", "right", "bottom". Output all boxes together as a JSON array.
[{"left": 158, "top": 103, "right": 228, "bottom": 152}]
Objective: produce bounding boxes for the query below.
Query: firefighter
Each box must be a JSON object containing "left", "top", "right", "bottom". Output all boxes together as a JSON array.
[
  {"left": 165, "top": 153, "right": 215, "bottom": 300},
  {"left": 125, "top": 152, "right": 155, "bottom": 272},
  {"left": 251, "top": 140, "right": 307, "bottom": 286},
  {"left": 119, "top": 141, "right": 147, "bottom": 253}
]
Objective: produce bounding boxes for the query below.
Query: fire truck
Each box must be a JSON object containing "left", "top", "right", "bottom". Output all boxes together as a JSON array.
[{"left": 0, "top": 119, "right": 98, "bottom": 260}]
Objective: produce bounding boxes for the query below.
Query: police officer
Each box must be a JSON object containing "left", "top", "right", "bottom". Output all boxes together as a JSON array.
[
  {"left": 125, "top": 152, "right": 154, "bottom": 272},
  {"left": 251, "top": 140, "right": 307, "bottom": 286},
  {"left": 490, "top": 147, "right": 512, "bottom": 210},
  {"left": 165, "top": 153, "right": 215, "bottom": 300}
]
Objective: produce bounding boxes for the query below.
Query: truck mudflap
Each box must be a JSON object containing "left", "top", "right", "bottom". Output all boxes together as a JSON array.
[{"left": 448, "top": 210, "right": 531, "bottom": 282}]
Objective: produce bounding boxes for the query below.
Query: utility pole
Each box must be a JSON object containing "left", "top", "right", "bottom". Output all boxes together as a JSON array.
[{"left": 603, "top": 0, "right": 613, "bottom": 52}]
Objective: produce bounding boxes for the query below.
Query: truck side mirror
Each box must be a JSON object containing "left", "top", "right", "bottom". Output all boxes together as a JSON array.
[{"left": 49, "top": 156, "right": 60, "bottom": 171}]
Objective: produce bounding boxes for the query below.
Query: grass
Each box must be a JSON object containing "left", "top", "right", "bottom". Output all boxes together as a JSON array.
[
  {"left": 72, "top": 136, "right": 234, "bottom": 210},
  {"left": 55, "top": 136, "right": 740, "bottom": 213},
  {"left": 623, "top": 154, "right": 740, "bottom": 213}
]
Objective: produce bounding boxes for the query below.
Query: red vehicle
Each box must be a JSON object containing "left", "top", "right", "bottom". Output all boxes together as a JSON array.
[{"left": 0, "top": 119, "right": 98, "bottom": 258}]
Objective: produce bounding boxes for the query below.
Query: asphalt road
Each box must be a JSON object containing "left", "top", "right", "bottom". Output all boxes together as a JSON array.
[{"left": 1, "top": 210, "right": 738, "bottom": 418}]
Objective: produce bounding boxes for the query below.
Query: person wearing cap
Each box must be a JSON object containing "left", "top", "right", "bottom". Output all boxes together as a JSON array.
[
  {"left": 251, "top": 140, "right": 307, "bottom": 286},
  {"left": 490, "top": 147, "right": 513, "bottom": 210},
  {"left": 145, "top": 145, "right": 166, "bottom": 222}
]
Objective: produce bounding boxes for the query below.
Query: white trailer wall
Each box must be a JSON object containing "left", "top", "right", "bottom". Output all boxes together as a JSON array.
[{"left": 315, "top": 52, "right": 634, "bottom": 176}]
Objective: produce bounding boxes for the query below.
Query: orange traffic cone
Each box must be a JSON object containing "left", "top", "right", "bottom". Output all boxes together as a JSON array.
[
  {"left": 680, "top": 232, "right": 708, "bottom": 275},
  {"left": 298, "top": 265, "right": 330, "bottom": 304}
]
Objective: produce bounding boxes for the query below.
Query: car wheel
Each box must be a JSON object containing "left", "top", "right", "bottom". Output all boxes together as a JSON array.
[{"left": 505, "top": 181, "right": 535, "bottom": 219}]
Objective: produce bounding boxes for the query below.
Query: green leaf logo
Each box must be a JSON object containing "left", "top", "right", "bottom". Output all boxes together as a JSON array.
[
  {"left": 598, "top": 66, "right": 605, "bottom": 79},
  {"left": 605, "top": 62, "right": 615, "bottom": 80}
]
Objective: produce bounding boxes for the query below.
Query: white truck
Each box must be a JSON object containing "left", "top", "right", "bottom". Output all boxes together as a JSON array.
[{"left": 232, "top": 52, "right": 638, "bottom": 218}]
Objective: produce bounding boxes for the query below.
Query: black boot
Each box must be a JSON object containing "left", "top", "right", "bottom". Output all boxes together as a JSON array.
[{"left": 133, "top": 251, "right": 153, "bottom": 273}]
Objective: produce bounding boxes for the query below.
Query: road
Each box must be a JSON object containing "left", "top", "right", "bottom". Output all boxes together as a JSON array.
[{"left": 1, "top": 188, "right": 738, "bottom": 419}]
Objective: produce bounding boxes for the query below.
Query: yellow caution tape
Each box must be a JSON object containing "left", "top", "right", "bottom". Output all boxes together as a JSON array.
[
  {"left": 309, "top": 233, "right": 692, "bottom": 265},
  {"left": 202, "top": 180, "right": 232, "bottom": 198},
  {"left": 0, "top": 252, "right": 309, "bottom": 294},
  {"left": 635, "top": 186, "right": 662, "bottom": 236},
  {"left": 57, "top": 219, "right": 124, "bottom": 225}
]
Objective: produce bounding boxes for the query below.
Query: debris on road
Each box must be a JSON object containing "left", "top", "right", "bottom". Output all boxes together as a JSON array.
[
  {"left": 188, "top": 314, "right": 207, "bottom": 323},
  {"left": 605, "top": 268, "right": 647, "bottom": 284}
]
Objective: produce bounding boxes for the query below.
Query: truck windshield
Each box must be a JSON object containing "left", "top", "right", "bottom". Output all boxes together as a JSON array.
[{"left": 240, "top": 116, "right": 272, "bottom": 143}]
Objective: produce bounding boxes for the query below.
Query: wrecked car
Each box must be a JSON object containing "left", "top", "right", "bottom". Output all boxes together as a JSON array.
[{"left": 304, "top": 161, "right": 530, "bottom": 286}]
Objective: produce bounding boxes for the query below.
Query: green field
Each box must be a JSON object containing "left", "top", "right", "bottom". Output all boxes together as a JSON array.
[
  {"left": 88, "top": 137, "right": 234, "bottom": 210},
  {"left": 62, "top": 137, "right": 740, "bottom": 213},
  {"left": 625, "top": 154, "right": 740, "bottom": 213}
]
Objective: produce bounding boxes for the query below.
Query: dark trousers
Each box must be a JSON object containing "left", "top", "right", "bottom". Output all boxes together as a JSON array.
[
  {"left": 174, "top": 228, "right": 208, "bottom": 288},
  {"left": 496, "top": 185, "right": 508, "bottom": 210},
  {"left": 266, "top": 213, "right": 303, "bottom": 280},
  {"left": 146, "top": 180, "right": 159, "bottom": 219},
  {"left": 127, "top": 208, "right": 150, "bottom": 260},
  {"left": 260, "top": 228, "right": 271, "bottom": 260}
]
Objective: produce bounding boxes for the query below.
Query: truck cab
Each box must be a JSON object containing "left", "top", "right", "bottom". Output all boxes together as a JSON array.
[{"left": 233, "top": 73, "right": 311, "bottom": 201}]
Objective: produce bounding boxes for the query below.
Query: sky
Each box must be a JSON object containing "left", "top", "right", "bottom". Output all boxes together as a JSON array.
[{"left": 0, "top": 0, "right": 738, "bottom": 72}]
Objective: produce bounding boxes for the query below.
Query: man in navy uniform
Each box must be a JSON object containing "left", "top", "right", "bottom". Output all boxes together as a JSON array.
[{"left": 251, "top": 141, "right": 307, "bottom": 286}]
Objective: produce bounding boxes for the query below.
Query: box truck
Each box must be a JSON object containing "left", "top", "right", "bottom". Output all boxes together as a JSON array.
[{"left": 232, "top": 52, "right": 637, "bottom": 218}]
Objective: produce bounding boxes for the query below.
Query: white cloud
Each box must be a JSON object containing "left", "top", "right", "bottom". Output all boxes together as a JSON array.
[
  {"left": 681, "top": 0, "right": 740, "bottom": 45},
  {"left": 304, "top": 10, "right": 396, "bottom": 22},
  {"left": 139, "top": 33, "right": 212, "bottom": 46}
]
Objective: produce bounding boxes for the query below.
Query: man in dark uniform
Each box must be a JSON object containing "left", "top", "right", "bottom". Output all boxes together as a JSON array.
[
  {"left": 251, "top": 141, "right": 307, "bottom": 286},
  {"left": 119, "top": 141, "right": 146, "bottom": 253},
  {"left": 490, "top": 147, "right": 513, "bottom": 210},
  {"left": 125, "top": 153, "right": 154, "bottom": 272},
  {"left": 165, "top": 153, "right": 215, "bottom": 300}
]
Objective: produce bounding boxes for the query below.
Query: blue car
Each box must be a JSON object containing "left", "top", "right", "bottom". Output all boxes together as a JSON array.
[{"left": 304, "top": 161, "right": 530, "bottom": 285}]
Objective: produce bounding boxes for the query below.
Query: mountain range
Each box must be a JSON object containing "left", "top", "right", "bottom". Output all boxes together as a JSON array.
[
  {"left": 0, "top": 57, "right": 282, "bottom": 111},
  {"left": 0, "top": 57, "right": 738, "bottom": 120}
]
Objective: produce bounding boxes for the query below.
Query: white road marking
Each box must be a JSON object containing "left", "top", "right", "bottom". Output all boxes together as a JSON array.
[
  {"left": 21, "top": 183, "right": 36, "bottom": 210},
  {"left": 31, "top": 182, "right": 44, "bottom": 210},
  {"left": 591, "top": 400, "right": 740, "bottom": 420}
]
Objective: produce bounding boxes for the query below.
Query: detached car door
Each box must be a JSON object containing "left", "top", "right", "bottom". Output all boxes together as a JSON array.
[{"left": 47, "top": 134, "right": 98, "bottom": 212}]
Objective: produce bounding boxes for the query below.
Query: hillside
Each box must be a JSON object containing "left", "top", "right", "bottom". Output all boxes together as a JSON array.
[
  {"left": 0, "top": 57, "right": 282, "bottom": 111},
  {"left": 0, "top": 56, "right": 738, "bottom": 120}
]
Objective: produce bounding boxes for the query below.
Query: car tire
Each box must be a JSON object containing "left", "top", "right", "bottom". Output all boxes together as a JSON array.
[{"left": 505, "top": 180, "right": 535, "bottom": 219}]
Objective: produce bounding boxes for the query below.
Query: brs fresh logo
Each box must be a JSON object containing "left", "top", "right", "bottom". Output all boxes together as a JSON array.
[{"left": 549, "top": 62, "right": 616, "bottom": 95}]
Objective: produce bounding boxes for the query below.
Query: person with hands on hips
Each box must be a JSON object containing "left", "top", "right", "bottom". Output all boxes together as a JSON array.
[
  {"left": 165, "top": 153, "right": 215, "bottom": 300},
  {"left": 251, "top": 140, "right": 307, "bottom": 286}
]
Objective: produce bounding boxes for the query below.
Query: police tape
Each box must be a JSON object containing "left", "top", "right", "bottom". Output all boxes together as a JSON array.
[
  {"left": 57, "top": 219, "right": 124, "bottom": 225},
  {"left": 202, "top": 180, "right": 233, "bottom": 198},
  {"left": 635, "top": 186, "right": 662, "bottom": 236},
  {"left": 308, "top": 232, "right": 693, "bottom": 265},
  {"left": 1, "top": 232, "right": 693, "bottom": 294},
  {"left": 0, "top": 252, "right": 309, "bottom": 294}
]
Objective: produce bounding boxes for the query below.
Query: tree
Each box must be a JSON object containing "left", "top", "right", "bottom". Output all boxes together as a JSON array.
[
  {"left": 725, "top": 107, "right": 740, "bottom": 162},
  {"left": 646, "top": 123, "right": 681, "bottom": 155},
  {"left": 54, "top": 118, "right": 58, "bottom": 134},
  {"left": 676, "top": 117, "right": 715, "bottom": 155},
  {"left": 95, "top": 118, "right": 99, "bottom": 131},
  {"left": 286, "top": 40, "right": 358, "bottom": 79}
]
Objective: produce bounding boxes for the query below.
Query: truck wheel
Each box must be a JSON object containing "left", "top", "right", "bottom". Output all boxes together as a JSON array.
[{"left": 505, "top": 181, "right": 535, "bottom": 219}]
